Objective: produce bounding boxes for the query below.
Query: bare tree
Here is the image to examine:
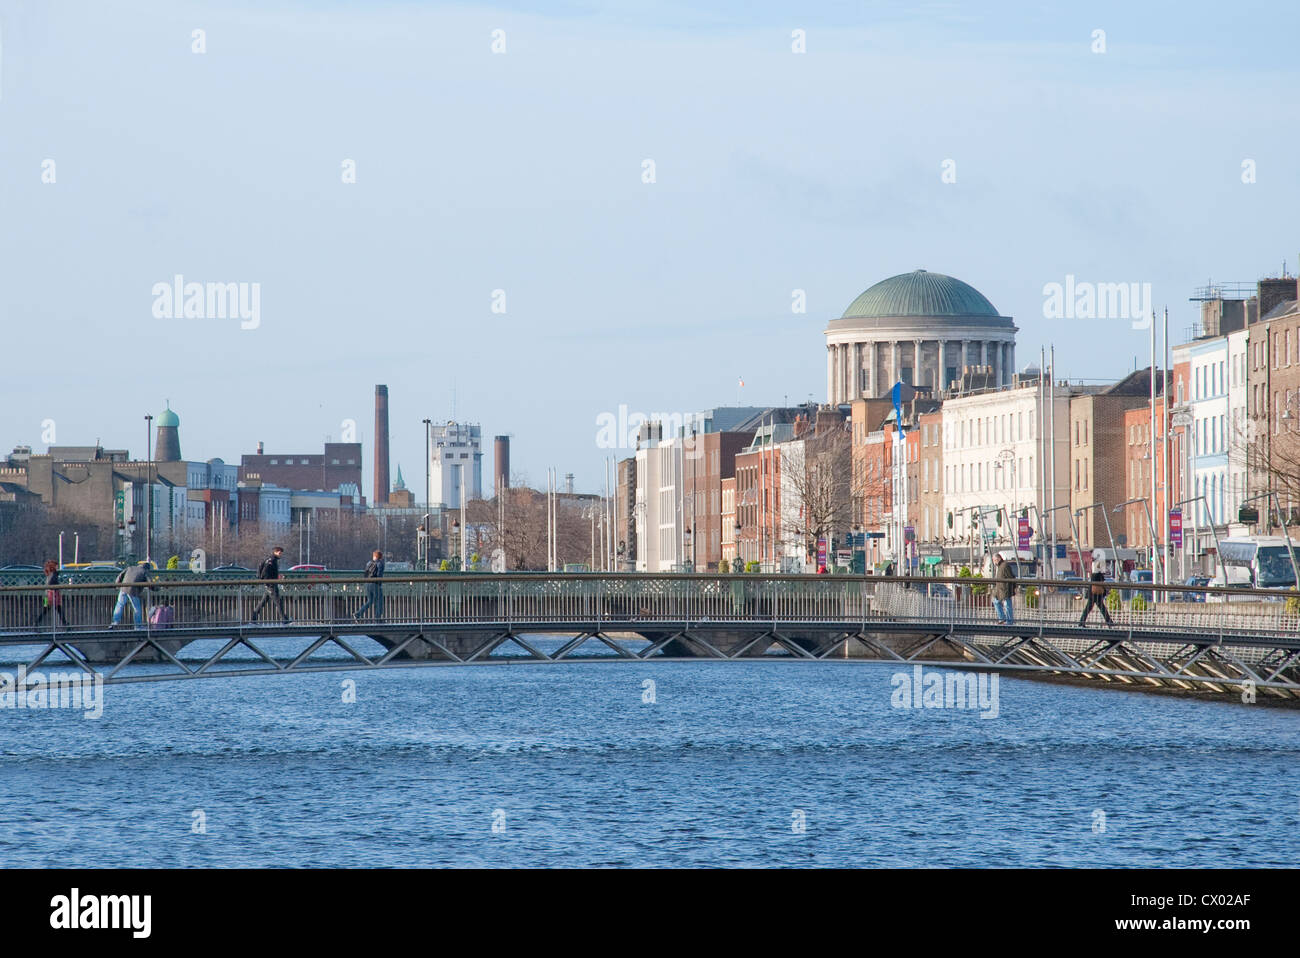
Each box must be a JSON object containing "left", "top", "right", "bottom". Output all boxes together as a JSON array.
[
  {"left": 471, "top": 478, "right": 602, "bottom": 570},
  {"left": 781, "top": 421, "right": 879, "bottom": 563}
]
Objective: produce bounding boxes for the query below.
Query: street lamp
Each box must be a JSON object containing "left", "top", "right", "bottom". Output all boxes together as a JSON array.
[
  {"left": 423, "top": 417, "right": 432, "bottom": 513},
  {"left": 144, "top": 414, "right": 153, "bottom": 564},
  {"left": 451, "top": 518, "right": 461, "bottom": 568},
  {"left": 417, "top": 513, "right": 430, "bottom": 570},
  {"left": 1113, "top": 497, "right": 1164, "bottom": 584},
  {"left": 1040, "top": 504, "right": 1083, "bottom": 577},
  {"left": 1075, "top": 503, "right": 1118, "bottom": 577}
]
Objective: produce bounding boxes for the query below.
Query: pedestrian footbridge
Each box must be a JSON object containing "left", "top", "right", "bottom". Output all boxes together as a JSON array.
[{"left": 1, "top": 574, "right": 1297, "bottom": 697}]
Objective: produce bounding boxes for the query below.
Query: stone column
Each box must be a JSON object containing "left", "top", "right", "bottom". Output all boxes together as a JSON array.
[
  {"left": 912, "top": 338, "right": 923, "bottom": 389},
  {"left": 828, "top": 345, "right": 837, "bottom": 404},
  {"left": 961, "top": 340, "right": 971, "bottom": 378},
  {"left": 869, "top": 342, "right": 879, "bottom": 397},
  {"left": 939, "top": 340, "right": 948, "bottom": 392},
  {"left": 993, "top": 341, "right": 1003, "bottom": 385},
  {"left": 891, "top": 342, "right": 900, "bottom": 385},
  {"left": 851, "top": 342, "right": 862, "bottom": 398},
  {"left": 1006, "top": 342, "right": 1015, "bottom": 381}
]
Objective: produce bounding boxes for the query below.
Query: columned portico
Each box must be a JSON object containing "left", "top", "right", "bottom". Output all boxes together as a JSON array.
[{"left": 824, "top": 270, "right": 1018, "bottom": 403}]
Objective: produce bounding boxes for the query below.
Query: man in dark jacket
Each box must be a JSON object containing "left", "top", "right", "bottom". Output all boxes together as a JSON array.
[
  {"left": 111, "top": 561, "right": 151, "bottom": 627},
  {"left": 992, "top": 553, "right": 1017, "bottom": 624},
  {"left": 250, "top": 546, "right": 290, "bottom": 625},
  {"left": 1079, "top": 570, "right": 1114, "bottom": 626},
  {"left": 353, "top": 550, "right": 385, "bottom": 623}
]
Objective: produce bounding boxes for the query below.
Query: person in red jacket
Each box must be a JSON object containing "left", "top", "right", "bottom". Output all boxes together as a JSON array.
[{"left": 33, "top": 560, "right": 68, "bottom": 628}]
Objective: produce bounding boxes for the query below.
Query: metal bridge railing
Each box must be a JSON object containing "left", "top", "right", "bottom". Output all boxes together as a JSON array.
[{"left": 0, "top": 573, "right": 1295, "bottom": 639}]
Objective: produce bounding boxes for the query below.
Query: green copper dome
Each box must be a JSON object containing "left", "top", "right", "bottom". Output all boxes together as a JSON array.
[
  {"left": 842, "top": 270, "right": 1000, "bottom": 319},
  {"left": 157, "top": 404, "right": 179, "bottom": 428}
]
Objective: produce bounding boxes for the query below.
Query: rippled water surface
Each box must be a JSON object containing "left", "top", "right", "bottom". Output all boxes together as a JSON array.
[{"left": 1, "top": 639, "right": 1297, "bottom": 867}]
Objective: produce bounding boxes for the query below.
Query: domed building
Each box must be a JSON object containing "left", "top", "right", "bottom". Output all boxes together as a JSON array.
[
  {"left": 825, "top": 270, "right": 1017, "bottom": 404},
  {"left": 155, "top": 403, "right": 181, "bottom": 462}
]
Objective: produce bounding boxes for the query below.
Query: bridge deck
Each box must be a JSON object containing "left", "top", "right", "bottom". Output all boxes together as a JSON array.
[{"left": 0, "top": 574, "right": 1295, "bottom": 694}]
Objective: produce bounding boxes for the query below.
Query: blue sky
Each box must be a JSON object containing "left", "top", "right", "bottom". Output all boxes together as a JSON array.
[{"left": 1, "top": 0, "right": 1297, "bottom": 497}]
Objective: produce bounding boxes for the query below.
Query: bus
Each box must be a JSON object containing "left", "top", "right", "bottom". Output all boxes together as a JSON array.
[{"left": 1213, "top": 536, "right": 1300, "bottom": 591}]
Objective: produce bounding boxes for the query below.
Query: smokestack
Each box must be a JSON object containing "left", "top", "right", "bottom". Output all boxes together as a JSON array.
[
  {"left": 494, "top": 435, "right": 510, "bottom": 497},
  {"left": 564, "top": 472, "right": 574, "bottom": 495},
  {"left": 374, "top": 385, "right": 390, "bottom": 506},
  {"left": 256, "top": 441, "right": 264, "bottom": 455}
]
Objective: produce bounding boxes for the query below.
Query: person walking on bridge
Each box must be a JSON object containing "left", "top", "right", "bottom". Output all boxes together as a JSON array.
[
  {"left": 111, "top": 560, "right": 151, "bottom": 627},
  {"left": 33, "top": 560, "right": 68, "bottom": 628},
  {"left": 1079, "top": 570, "right": 1114, "bottom": 627},
  {"left": 992, "top": 553, "right": 1017, "bottom": 625},
  {"left": 250, "top": 546, "right": 291, "bottom": 625},
  {"left": 353, "top": 550, "right": 385, "bottom": 623}
]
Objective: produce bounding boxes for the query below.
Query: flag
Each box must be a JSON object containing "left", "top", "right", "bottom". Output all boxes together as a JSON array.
[{"left": 738, "top": 377, "right": 745, "bottom": 388}]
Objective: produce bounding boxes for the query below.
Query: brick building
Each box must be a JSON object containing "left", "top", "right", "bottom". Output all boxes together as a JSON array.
[{"left": 240, "top": 442, "right": 364, "bottom": 499}]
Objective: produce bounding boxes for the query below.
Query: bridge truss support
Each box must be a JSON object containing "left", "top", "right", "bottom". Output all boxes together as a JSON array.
[{"left": 0, "top": 622, "right": 1297, "bottom": 698}]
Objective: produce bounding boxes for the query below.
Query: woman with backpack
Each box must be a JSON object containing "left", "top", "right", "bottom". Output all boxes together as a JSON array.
[
  {"left": 33, "top": 560, "right": 68, "bottom": 628},
  {"left": 1079, "top": 570, "right": 1114, "bottom": 627}
]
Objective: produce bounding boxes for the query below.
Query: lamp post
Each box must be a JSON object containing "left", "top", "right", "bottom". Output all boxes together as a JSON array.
[
  {"left": 1040, "top": 504, "right": 1083, "bottom": 578},
  {"left": 1113, "top": 497, "right": 1164, "bottom": 583},
  {"left": 451, "top": 518, "right": 461, "bottom": 569},
  {"left": 423, "top": 417, "right": 432, "bottom": 512},
  {"left": 144, "top": 413, "right": 153, "bottom": 564},
  {"left": 1075, "top": 503, "right": 1118, "bottom": 578},
  {"left": 1174, "top": 495, "right": 1228, "bottom": 585}
]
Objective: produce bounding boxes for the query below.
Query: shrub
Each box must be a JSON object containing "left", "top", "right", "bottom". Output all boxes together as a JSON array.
[
  {"left": 1130, "top": 595, "right": 1151, "bottom": 612},
  {"left": 166, "top": 555, "right": 180, "bottom": 570},
  {"left": 745, "top": 561, "right": 761, "bottom": 573},
  {"left": 718, "top": 559, "right": 730, "bottom": 574},
  {"left": 1106, "top": 590, "right": 1121, "bottom": 611},
  {"left": 1025, "top": 586, "right": 1040, "bottom": 609},
  {"left": 1287, "top": 596, "right": 1300, "bottom": 616}
]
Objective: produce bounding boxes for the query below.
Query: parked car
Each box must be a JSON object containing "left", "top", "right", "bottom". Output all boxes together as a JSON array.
[
  {"left": 1170, "top": 575, "right": 1209, "bottom": 603},
  {"left": 211, "top": 564, "right": 253, "bottom": 573},
  {"left": 0, "top": 564, "right": 42, "bottom": 572},
  {"left": 1131, "top": 569, "right": 1154, "bottom": 603},
  {"left": 1054, "top": 572, "right": 1084, "bottom": 596},
  {"left": 288, "top": 564, "right": 327, "bottom": 573}
]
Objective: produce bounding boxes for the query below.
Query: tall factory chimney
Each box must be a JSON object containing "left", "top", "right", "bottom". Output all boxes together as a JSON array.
[
  {"left": 494, "top": 435, "right": 510, "bottom": 497},
  {"left": 374, "top": 385, "right": 390, "bottom": 506}
]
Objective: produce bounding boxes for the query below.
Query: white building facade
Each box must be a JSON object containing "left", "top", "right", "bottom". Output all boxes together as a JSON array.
[
  {"left": 429, "top": 421, "right": 483, "bottom": 509},
  {"left": 1188, "top": 336, "right": 1230, "bottom": 535},
  {"left": 941, "top": 381, "right": 1072, "bottom": 567}
]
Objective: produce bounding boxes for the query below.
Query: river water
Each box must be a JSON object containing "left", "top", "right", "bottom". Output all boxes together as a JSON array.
[{"left": 0, "top": 637, "right": 1297, "bottom": 867}]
